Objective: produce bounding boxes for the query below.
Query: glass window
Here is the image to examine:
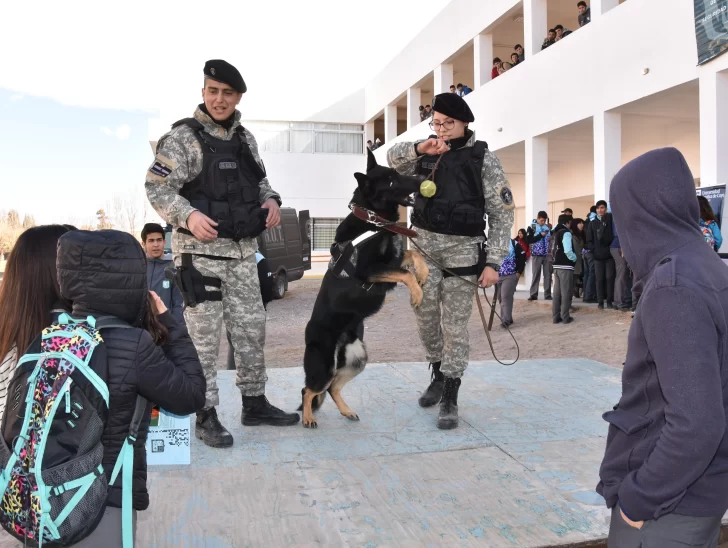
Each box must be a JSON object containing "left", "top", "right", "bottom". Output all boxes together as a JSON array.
[
  {"left": 312, "top": 218, "right": 344, "bottom": 250},
  {"left": 314, "top": 131, "right": 339, "bottom": 154},
  {"left": 314, "top": 123, "right": 339, "bottom": 130},
  {"left": 338, "top": 133, "right": 363, "bottom": 154},
  {"left": 290, "top": 130, "right": 313, "bottom": 153}
]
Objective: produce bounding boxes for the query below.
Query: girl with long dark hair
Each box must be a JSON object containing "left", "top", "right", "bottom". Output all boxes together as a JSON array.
[{"left": 0, "top": 225, "right": 72, "bottom": 416}]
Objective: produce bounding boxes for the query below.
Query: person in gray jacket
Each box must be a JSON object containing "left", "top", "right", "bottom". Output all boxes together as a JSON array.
[{"left": 142, "top": 223, "right": 185, "bottom": 324}]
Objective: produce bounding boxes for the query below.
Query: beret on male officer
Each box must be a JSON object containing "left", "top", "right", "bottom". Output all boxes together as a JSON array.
[
  {"left": 203, "top": 59, "right": 247, "bottom": 93},
  {"left": 431, "top": 92, "right": 475, "bottom": 123}
]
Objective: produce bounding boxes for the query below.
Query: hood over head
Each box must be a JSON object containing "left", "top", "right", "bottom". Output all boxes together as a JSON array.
[
  {"left": 609, "top": 147, "right": 702, "bottom": 280},
  {"left": 57, "top": 230, "right": 148, "bottom": 327}
]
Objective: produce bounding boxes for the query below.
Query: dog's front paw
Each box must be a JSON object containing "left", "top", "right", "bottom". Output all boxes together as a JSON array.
[
  {"left": 410, "top": 285, "right": 424, "bottom": 307},
  {"left": 342, "top": 410, "right": 360, "bottom": 421},
  {"left": 303, "top": 417, "right": 318, "bottom": 429},
  {"left": 416, "top": 264, "right": 429, "bottom": 287}
]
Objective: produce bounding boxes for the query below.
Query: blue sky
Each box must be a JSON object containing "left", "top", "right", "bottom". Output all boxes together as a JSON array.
[
  {"left": 0, "top": 90, "right": 159, "bottom": 227},
  {"left": 0, "top": 0, "right": 451, "bottom": 230}
]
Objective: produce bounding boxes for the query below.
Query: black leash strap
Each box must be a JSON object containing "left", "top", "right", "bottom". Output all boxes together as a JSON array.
[{"left": 407, "top": 235, "right": 519, "bottom": 366}]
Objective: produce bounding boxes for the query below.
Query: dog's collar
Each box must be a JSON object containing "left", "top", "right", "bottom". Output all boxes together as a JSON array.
[{"left": 349, "top": 204, "right": 418, "bottom": 238}]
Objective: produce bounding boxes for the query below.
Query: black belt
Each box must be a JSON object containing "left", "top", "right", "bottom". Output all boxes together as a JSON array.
[{"left": 442, "top": 265, "right": 479, "bottom": 279}]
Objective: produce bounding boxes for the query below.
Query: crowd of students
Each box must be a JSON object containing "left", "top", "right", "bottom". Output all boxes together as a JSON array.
[{"left": 496, "top": 195, "right": 724, "bottom": 328}]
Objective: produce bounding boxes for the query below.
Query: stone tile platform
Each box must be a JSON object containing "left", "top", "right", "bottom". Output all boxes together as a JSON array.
[{"left": 138, "top": 359, "right": 624, "bottom": 547}]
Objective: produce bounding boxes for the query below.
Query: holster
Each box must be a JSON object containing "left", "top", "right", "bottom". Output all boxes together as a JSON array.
[{"left": 174, "top": 254, "right": 223, "bottom": 308}]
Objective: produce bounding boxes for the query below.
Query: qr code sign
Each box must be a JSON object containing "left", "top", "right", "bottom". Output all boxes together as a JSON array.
[
  {"left": 151, "top": 440, "right": 165, "bottom": 453},
  {"left": 163, "top": 429, "right": 190, "bottom": 447}
]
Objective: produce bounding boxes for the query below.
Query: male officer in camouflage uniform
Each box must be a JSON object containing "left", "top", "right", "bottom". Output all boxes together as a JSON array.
[
  {"left": 146, "top": 60, "right": 299, "bottom": 449},
  {"left": 387, "top": 93, "right": 514, "bottom": 429}
]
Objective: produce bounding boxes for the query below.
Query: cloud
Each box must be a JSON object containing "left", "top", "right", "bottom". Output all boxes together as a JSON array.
[
  {"left": 100, "top": 124, "right": 131, "bottom": 140},
  {"left": 9, "top": 94, "right": 24, "bottom": 101}
]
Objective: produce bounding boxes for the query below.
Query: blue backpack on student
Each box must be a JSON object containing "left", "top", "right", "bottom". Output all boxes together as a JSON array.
[{"left": 0, "top": 314, "right": 146, "bottom": 547}]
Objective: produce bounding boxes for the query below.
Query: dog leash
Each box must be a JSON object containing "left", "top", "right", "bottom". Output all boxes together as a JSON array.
[{"left": 406, "top": 235, "right": 519, "bottom": 366}]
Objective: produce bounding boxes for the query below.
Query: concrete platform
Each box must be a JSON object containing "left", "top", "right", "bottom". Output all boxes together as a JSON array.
[{"left": 136, "top": 359, "right": 622, "bottom": 547}]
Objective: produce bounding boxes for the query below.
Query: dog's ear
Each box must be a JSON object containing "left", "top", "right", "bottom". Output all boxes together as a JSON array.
[
  {"left": 354, "top": 172, "right": 369, "bottom": 188},
  {"left": 366, "top": 148, "right": 378, "bottom": 173}
]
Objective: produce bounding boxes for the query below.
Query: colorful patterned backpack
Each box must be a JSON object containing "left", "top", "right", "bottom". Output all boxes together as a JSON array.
[
  {"left": 700, "top": 219, "right": 717, "bottom": 249},
  {"left": 0, "top": 314, "right": 146, "bottom": 547}
]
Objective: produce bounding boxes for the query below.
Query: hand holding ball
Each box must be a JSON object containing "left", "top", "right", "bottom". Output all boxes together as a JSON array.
[{"left": 420, "top": 179, "right": 437, "bottom": 198}]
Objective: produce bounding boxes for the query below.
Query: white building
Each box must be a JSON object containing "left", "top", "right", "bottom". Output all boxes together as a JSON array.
[{"left": 150, "top": 0, "right": 728, "bottom": 255}]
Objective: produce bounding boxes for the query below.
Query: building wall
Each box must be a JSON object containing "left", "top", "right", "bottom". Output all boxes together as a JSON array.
[
  {"left": 258, "top": 151, "right": 365, "bottom": 219},
  {"left": 369, "top": 0, "right": 701, "bottom": 153}
]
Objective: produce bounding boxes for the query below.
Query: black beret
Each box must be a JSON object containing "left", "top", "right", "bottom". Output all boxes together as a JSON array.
[
  {"left": 431, "top": 92, "right": 474, "bottom": 123},
  {"left": 203, "top": 59, "right": 246, "bottom": 93}
]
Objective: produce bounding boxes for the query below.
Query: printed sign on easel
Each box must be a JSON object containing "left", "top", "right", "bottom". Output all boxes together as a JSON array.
[{"left": 145, "top": 407, "right": 191, "bottom": 466}]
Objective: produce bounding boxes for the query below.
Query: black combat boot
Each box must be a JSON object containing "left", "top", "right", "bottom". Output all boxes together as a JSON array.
[
  {"left": 437, "top": 377, "right": 462, "bottom": 430},
  {"left": 242, "top": 395, "right": 300, "bottom": 426},
  {"left": 195, "top": 407, "right": 234, "bottom": 448},
  {"left": 418, "top": 361, "right": 444, "bottom": 408}
]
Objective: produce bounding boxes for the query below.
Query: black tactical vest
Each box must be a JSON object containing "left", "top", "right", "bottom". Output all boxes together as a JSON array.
[
  {"left": 412, "top": 141, "right": 487, "bottom": 236},
  {"left": 172, "top": 118, "right": 268, "bottom": 241}
]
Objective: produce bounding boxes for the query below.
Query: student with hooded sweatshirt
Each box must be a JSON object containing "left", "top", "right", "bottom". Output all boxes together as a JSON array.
[
  {"left": 527, "top": 211, "right": 552, "bottom": 301},
  {"left": 581, "top": 206, "right": 598, "bottom": 303},
  {"left": 588, "top": 200, "right": 615, "bottom": 309},
  {"left": 54, "top": 230, "right": 206, "bottom": 545},
  {"left": 597, "top": 148, "right": 728, "bottom": 547},
  {"left": 498, "top": 237, "right": 527, "bottom": 328},
  {"left": 551, "top": 214, "right": 577, "bottom": 324}
]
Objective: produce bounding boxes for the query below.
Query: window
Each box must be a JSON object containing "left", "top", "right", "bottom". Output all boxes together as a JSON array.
[
  {"left": 242, "top": 121, "right": 364, "bottom": 155},
  {"left": 312, "top": 218, "right": 345, "bottom": 250}
]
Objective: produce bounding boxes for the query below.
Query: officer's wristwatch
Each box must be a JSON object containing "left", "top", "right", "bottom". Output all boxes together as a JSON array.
[{"left": 485, "top": 263, "right": 500, "bottom": 272}]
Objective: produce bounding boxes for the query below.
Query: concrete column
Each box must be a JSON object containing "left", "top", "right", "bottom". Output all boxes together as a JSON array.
[
  {"left": 699, "top": 70, "right": 728, "bottom": 188},
  {"left": 384, "top": 104, "right": 398, "bottom": 144},
  {"left": 407, "top": 87, "right": 422, "bottom": 130},
  {"left": 592, "top": 0, "right": 620, "bottom": 17},
  {"left": 364, "top": 122, "right": 375, "bottom": 151},
  {"left": 473, "top": 33, "right": 493, "bottom": 89},
  {"left": 434, "top": 64, "right": 454, "bottom": 95},
  {"left": 593, "top": 111, "right": 622, "bottom": 204},
  {"left": 524, "top": 0, "right": 547, "bottom": 58},
  {"left": 524, "top": 136, "right": 549, "bottom": 287}
]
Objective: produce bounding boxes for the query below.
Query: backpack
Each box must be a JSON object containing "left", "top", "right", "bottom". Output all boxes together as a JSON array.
[
  {"left": 700, "top": 219, "right": 716, "bottom": 249},
  {"left": 547, "top": 231, "right": 557, "bottom": 261},
  {"left": 0, "top": 314, "right": 146, "bottom": 548}
]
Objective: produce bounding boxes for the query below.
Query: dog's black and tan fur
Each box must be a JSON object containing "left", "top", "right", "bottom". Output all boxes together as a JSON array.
[{"left": 300, "top": 150, "right": 429, "bottom": 428}]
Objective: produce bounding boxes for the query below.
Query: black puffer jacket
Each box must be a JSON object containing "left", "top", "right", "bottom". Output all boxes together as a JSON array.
[{"left": 57, "top": 230, "right": 205, "bottom": 510}]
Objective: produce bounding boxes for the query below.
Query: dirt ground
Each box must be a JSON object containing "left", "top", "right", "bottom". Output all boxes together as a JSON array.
[{"left": 216, "top": 278, "right": 632, "bottom": 370}]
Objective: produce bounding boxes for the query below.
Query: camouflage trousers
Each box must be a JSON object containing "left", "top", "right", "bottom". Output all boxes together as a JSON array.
[
  {"left": 178, "top": 253, "right": 267, "bottom": 407},
  {"left": 413, "top": 247, "right": 478, "bottom": 379}
]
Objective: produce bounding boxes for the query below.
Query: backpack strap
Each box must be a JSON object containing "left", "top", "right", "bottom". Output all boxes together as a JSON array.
[
  {"left": 97, "top": 316, "right": 147, "bottom": 548},
  {"left": 108, "top": 395, "right": 147, "bottom": 548}
]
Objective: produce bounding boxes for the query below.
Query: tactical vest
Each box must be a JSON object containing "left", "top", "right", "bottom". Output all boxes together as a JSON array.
[
  {"left": 172, "top": 118, "right": 268, "bottom": 242},
  {"left": 411, "top": 141, "right": 488, "bottom": 236}
]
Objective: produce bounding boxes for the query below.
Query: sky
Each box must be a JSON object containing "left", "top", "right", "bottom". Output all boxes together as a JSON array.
[{"left": 0, "top": 0, "right": 450, "bottom": 227}]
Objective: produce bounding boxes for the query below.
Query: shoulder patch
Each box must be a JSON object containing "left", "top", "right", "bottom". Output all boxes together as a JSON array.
[
  {"left": 148, "top": 154, "right": 178, "bottom": 181},
  {"left": 498, "top": 184, "right": 516, "bottom": 211}
]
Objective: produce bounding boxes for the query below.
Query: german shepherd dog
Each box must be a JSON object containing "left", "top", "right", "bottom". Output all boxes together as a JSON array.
[{"left": 300, "top": 150, "right": 430, "bottom": 428}]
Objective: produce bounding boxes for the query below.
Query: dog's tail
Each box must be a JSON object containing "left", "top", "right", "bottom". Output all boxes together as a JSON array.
[{"left": 297, "top": 388, "right": 327, "bottom": 412}]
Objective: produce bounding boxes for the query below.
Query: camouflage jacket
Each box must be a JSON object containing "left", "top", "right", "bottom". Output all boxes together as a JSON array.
[
  {"left": 386, "top": 132, "right": 515, "bottom": 268},
  {"left": 145, "top": 107, "right": 281, "bottom": 259}
]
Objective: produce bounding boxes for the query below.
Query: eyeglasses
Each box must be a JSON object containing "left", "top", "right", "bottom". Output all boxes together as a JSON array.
[{"left": 429, "top": 120, "right": 455, "bottom": 131}]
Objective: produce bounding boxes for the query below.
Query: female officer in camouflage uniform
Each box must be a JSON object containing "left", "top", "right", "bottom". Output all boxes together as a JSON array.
[{"left": 387, "top": 93, "right": 514, "bottom": 430}]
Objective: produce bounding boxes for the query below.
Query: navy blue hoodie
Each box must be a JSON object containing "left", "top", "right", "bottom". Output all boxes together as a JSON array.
[{"left": 597, "top": 148, "right": 728, "bottom": 521}]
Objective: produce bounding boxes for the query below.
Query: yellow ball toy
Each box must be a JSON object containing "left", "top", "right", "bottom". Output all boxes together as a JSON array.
[{"left": 420, "top": 179, "right": 437, "bottom": 198}]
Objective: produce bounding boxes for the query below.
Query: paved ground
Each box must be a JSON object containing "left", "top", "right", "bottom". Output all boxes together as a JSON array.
[
  {"left": 138, "top": 361, "right": 621, "bottom": 547},
  {"left": 218, "top": 279, "right": 632, "bottom": 371}
]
